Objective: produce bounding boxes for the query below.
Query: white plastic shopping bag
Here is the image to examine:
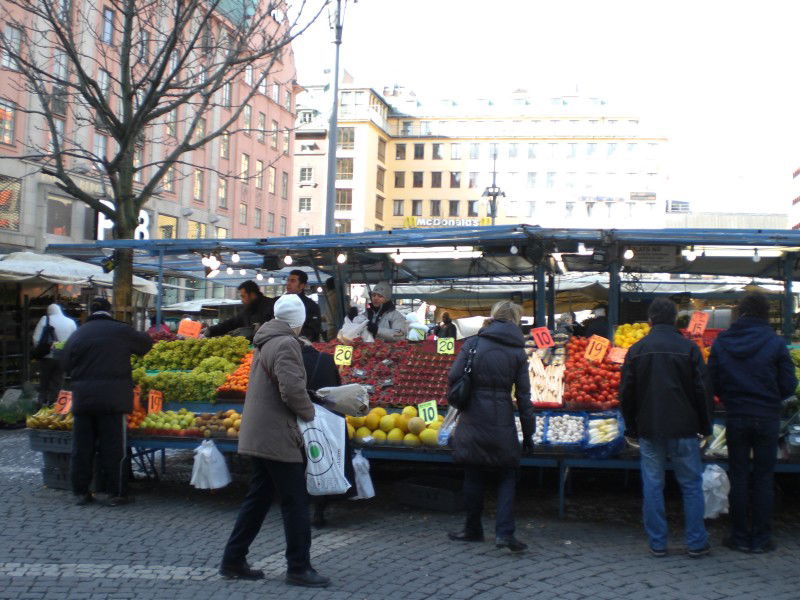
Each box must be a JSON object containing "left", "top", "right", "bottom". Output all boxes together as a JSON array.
[
  {"left": 338, "top": 314, "right": 369, "bottom": 344},
  {"left": 297, "top": 405, "right": 351, "bottom": 496},
  {"left": 315, "top": 384, "right": 370, "bottom": 417},
  {"left": 190, "top": 439, "right": 231, "bottom": 490},
  {"left": 350, "top": 449, "right": 375, "bottom": 500},
  {"left": 702, "top": 464, "right": 730, "bottom": 519}
]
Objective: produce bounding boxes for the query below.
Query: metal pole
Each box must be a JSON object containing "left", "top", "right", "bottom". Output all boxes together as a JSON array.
[
  {"left": 491, "top": 154, "right": 497, "bottom": 226},
  {"left": 547, "top": 272, "right": 555, "bottom": 330},
  {"left": 608, "top": 259, "right": 620, "bottom": 340},
  {"left": 324, "top": 0, "right": 343, "bottom": 235},
  {"left": 535, "top": 262, "right": 546, "bottom": 328},
  {"left": 156, "top": 249, "right": 164, "bottom": 326},
  {"left": 782, "top": 252, "right": 796, "bottom": 342}
]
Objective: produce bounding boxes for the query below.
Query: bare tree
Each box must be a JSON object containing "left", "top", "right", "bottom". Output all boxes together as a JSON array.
[{"left": 0, "top": 0, "right": 325, "bottom": 319}]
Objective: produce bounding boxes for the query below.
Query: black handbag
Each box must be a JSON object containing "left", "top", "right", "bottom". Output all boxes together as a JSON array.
[
  {"left": 447, "top": 339, "right": 479, "bottom": 410},
  {"left": 32, "top": 316, "right": 56, "bottom": 360}
]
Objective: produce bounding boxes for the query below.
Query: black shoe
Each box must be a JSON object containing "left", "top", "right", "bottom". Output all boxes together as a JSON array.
[
  {"left": 751, "top": 541, "right": 776, "bottom": 554},
  {"left": 104, "top": 496, "right": 133, "bottom": 507},
  {"left": 448, "top": 530, "right": 484, "bottom": 542},
  {"left": 496, "top": 537, "right": 528, "bottom": 553},
  {"left": 74, "top": 493, "right": 93, "bottom": 506},
  {"left": 649, "top": 547, "right": 667, "bottom": 558},
  {"left": 687, "top": 544, "right": 711, "bottom": 558},
  {"left": 219, "top": 563, "right": 265, "bottom": 580},
  {"left": 286, "top": 568, "right": 330, "bottom": 588},
  {"left": 722, "top": 537, "right": 750, "bottom": 554}
]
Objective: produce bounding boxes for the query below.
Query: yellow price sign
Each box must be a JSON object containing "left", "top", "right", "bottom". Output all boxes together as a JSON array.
[
  {"left": 334, "top": 345, "right": 353, "bottom": 366},
  {"left": 417, "top": 400, "right": 438, "bottom": 424},
  {"left": 436, "top": 337, "right": 455, "bottom": 355}
]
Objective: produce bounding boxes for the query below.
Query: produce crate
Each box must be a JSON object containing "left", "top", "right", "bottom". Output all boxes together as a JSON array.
[
  {"left": 41, "top": 467, "right": 71, "bottom": 490},
  {"left": 393, "top": 477, "right": 464, "bottom": 512},
  {"left": 29, "top": 429, "right": 72, "bottom": 454},
  {"left": 42, "top": 451, "right": 71, "bottom": 471}
]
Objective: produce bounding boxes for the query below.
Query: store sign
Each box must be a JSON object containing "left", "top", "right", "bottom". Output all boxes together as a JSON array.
[
  {"left": 417, "top": 400, "right": 438, "bottom": 424},
  {"left": 54, "top": 390, "right": 72, "bottom": 414},
  {"left": 436, "top": 337, "right": 455, "bottom": 355},
  {"left": 403, "top": 216, "right": 492, "bottom": 228},
  {"left": 626, "top": 245, "right": 679, "bottom": 272},
  {"left": 334, "top": 345, "right": 353, "bottom": 366},
  {"left": 97, "top": 199, "right": 150, "bottom": 240}
]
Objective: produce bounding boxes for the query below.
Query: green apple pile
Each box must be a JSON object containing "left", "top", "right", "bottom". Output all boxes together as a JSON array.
[
  {"left": 136, "top": 336, "right": 250, "bottom": 371},
  {"left": 139, "top": 408, "right": 196, "bottom": 432}
]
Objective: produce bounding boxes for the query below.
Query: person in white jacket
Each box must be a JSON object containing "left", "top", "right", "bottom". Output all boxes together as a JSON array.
[{"left": 32, "top": 303, "right": 77, "bottom": 406}]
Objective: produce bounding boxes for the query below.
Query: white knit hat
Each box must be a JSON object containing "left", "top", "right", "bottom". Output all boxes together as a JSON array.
[{"left": 274, "top": 294, "right": 306, "bottom": 329}]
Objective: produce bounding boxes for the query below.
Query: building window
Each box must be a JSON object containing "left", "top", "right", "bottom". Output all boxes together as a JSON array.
[
  {"left": 450, "top": 172, "right": 461, "bottom": 188},
  {"left": 268, "top": 166, "right": 276, "bottom": 194},
  {"left": 46, "top": 196, "right": 72, "bottom": 236},
  {"left": 393, "top": 199, "right": 404, "bottom": 216},
  {"left": 93, "top": 133, "right": 107, "bottom": 160},
  {"left": 335, "top": 189, "right": 352, "bottom": 211},
  {"left": 627, "top": 143, "right": 637, "bottom": 155},
  {"left": 420, "top": 121, "right": 431, "bottom": 135},
  {"left": 222, "top": 83, "right": 232, "bottom": 107},
  {"left": 187, "top": 220, "right": 206, "bottom": 239},
  {"left": 527, "top": 143, "right": 537, "bottom": 159},
  {"left": 376, "top": 166, "right": 385, "bottom": 192},
  {"left": 412, "top": 171, "right": 423, "bottom": 188},
  {"left": 1, "top": 26, "right": 21, "bottom": 70},
  {"left": 244, "top": 65, "right": 253, "bottom": 86},
  {"left": 432, "top": 143, "right": 443, "bottom": 160},
  {"left": 218, "top": 177, "right": 227, "bottom": 208},
  {"left": 586, "top": 143, "right": 597, "bottom": 157},
  {"left": 448, "top": 200, "right": 459, "bottom": 217},
  {"left": 546, "top": 172, "right": 556, "bottom": 188},
  {"left": 133, "top": 147, "right": 143, "bottom": 183},
  {"left": 377, "top": 138, "right": 386, "bottom": 162},
  {"left": 395, "top": 144, "right": 406, "bottom": 160},
  {"left": 468, "top": 172, "right": 478, "bottom": 189},
  {"left": 193, "top": 170, "right": 204, "bottom": 201},
  {"left": 167, "top": 109, "right": 177, "bottom": 137},
  {"left": 394, "top": 171, "right": 405, "bottom": 188},
  {"left": 239, "top": 203, "right": 247, "bottom": 224},
  {"left": 430, "top": 199, "right": 441, "bottom": 217},
  {"left": 469, "top": 143, "right": 479, "bottom": 160},
  {"left": 220, "top": 131, "right": 229, "bottom": 159},
  {"left": 271, "top": 82, "right": 280, "bottom": 103},
  {"left": 271, "top": 119, "right": 279, "bottom": 148},
  {"left": 53, "top": 51, "right": 68, "bottom": 80},
  {"left": 337, "top": 126, "right": 354, "bottom": 149},
  {"left": 489, "top": 143, "right": 498, "bottom": 159},
  {"left": 468, "top": 200, "right": 479, "bottom": 217},
  {"left": 157, "top": 214, "right": 177, "bottom": 239},
  {"left": 567, "top": 143, "right": 577, "bottom": 159},
  {"left": 281, "top": 171, "right": 288, "bottom": 199},
  {"left": 101, "top": 8, "right": 114, "bottom": 44},
  {"left": 255, "top": 160, "right": 264, "bottom": 188},
  {"left": 299, "top": 197, "right": 311, "bottom": 212},
  {"left": 257, "top": 112, "right": 265, "bottom": 143},
  {"left": 193, "top": 117, "right": 205, "bottom": 143},
  {"left": 97, "top": 69, "right": 110, "bottom": 97},
  {"left": 414, "top": 143, "right": 424, "bottom": 160},
  {"left": 163, "top": 166, "right": 174, "bottom": 193},
  {"left": 336, "top": 157, "right": 353, "bottom": 179},
  {"left": 216, "top": 227, "right": 228, "bottom": 239},
  {"left": 450, "top": 143, "right": 461, "bottom": 160},
  {"left": 508, "top": 143, "right": 518, "bottom": 159},
  {"left": 412, "top": 199, "right": 422, "bottom": 217},
  {"left": 431, "top": 171, "right": 442, "bottom": 188},
  {"left": 282, "top": 130, "right": 290, "bottom": 154},
  {"left": 335, "top": 219, "right": 351, "bottom": 233},
  {"left": 401, "top": 120, "right": 413, "bottom": 135},
  {"left": 375, "top": 195, "right": 384, "bottom": 220},
  {"left": 299, "top": 167, "right": 312, "bottom": 182},
  {"left": 254, "top": 207, "right": 262, "bottom": 228},
  {"left": 240, "top": 154, "right": 249, "bottom": 182},
  {"left": 267, "top": 212, "right": 274, "bottom": 231},
  {"left": 242, "top": 105, "right": 252, "bottom": 131},
  {"left": 284, "top": 90, "right": 292, "bottom": 112},
  {"left": 138, "top": 29, "right": 149, "bottom": 64},
  {"left": 297, "top": 227, "right": 310, "bottom": 236},
  {"left": 0, "top": 99, "right": 15, "bottom": 144},
  {"left": 527, "top": 172, "right": 537, "bottom": 188},
  {"left": 279, "top": 216, "right": 287, "bottom": 234}
]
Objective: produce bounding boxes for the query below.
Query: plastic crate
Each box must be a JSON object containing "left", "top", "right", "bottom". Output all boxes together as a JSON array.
[
  {"left": 393, "top": 477, "right": 465, "bottom": 512},
  {"left": 41, "top": 467, "right": 70, "bottom": 490},
  {"left": 29, "top": 429, "right": 72, "bottom": 453},
  {"left": 42, "top": 451, "right": 71, "bottom": 471}
]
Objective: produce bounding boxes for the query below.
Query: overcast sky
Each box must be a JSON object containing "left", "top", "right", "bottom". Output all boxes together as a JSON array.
[{"left": 293, "top": 0, "right": 800, "bottom": 214}]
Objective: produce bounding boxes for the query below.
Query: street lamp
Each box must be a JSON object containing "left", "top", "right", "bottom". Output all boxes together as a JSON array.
[{"left": 481, "top": 152, "right": 504, "bottom": 225}]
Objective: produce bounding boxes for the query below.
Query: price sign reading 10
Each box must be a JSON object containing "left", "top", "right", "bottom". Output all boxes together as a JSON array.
[
  {"left": 417, "top": 400, "right": 438, "bottom": 424},
  {"left": 334, "top": 345, "right": 353, "bottom": 366}
]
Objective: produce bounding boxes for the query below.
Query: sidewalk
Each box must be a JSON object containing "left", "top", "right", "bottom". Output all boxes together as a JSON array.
[{"left": 2, "top": 428, "right": 799, "bottom": 600}]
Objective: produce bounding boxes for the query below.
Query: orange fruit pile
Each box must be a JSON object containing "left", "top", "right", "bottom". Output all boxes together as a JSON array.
[{"left": 218, "top": 351, "right": 253, "bottom": 394}]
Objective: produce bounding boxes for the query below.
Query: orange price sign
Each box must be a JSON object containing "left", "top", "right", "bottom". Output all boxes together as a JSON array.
[
  {"left": 177, "top": 319, "right": 202, "bottom": 338},
  {"left": 607, "top": 347, "right": 628, "bottom": 364},
  {"left": 584, "top": 335, "right": 610, "bottom": 362},
  {"left": 132, "top": 385, "right": 142, "bottom": 412},
  {"left": 54, "top": 390, "right": 72, "bottom": 415},
  {"left": 147, "top": 390, "right": 163, "bottom": 414},
  {"left": 687, "top": 311, "right": 709, "bottom": 337},
  {"left": 530, "top": 327, "right": 555, "bottom": 349}
]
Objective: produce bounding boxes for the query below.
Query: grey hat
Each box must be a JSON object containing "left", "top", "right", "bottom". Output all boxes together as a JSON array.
[{"left": 371, "top": 281, "right": 392, "bottom": 300}]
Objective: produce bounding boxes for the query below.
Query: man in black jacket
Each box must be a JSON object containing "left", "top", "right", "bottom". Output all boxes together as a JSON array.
[
  {"left": 62, "top": 298, "right": 153, "bottom": 506},
  {"left": 620, "top": 298, "right": 713, "bottom": 558},
  {"left": 709, "top": 292, "right": 797, "bottom": 553},
  {"left": 207, "top": 280, "right": 275, "bottom": 340},
  {"left": 286, "top": 270, "right": 321, "bottom": 342}
]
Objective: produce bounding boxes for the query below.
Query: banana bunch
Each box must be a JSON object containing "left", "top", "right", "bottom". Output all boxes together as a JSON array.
[{"left": 26, "top": 406, "right": 73, "bottom": 430}]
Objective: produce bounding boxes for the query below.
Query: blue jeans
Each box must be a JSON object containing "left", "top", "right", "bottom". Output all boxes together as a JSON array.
[
  {"left": 726, "top": 416, "right": 779, "bottom": 549},
  {"left": 463, "top": 467, "right": 517, "bottom": 539},
  {"left": 639, "top": 437, "right": 708, "bottom": 551}
]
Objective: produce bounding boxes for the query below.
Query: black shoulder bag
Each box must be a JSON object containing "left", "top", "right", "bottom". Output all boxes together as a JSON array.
[
  {"left": 32, "top": 316, "right": 56, "bottom": 360},
  {"left": 447, "top": 339, "right": 479, "bottom": 411}
]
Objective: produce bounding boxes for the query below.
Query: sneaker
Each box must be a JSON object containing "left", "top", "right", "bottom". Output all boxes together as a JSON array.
[
  {"left": 722, "top": 537, "right": 750, "bottom": 554},
  {"left": 219, "top": 563, "right": 265, "bottom": 580},
  {"left": 649, "top": 547, "right": 667, "bottom": 558},
  {"left": 285, "top": 568, "right": 331, "bottom": 588},
  {"left": 74, "top": 493, "right": 93, "bottom": 506},
  {"left": 496, "top": 537, "right": 528, "bottom": 553},
  {"left": 751, "top": 541, "right": 776, "bottom": 554},
  {"left": 687, "top": 544, "right": 711, "bottom": 558},
  {"left": 448, "top": 530, "right": 484, "bottom": 542}
]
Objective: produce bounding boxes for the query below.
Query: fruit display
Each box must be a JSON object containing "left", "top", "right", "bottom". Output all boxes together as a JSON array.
[
  {"left": 587, "top": 417, "right": 620, "bottom": 445},
  {"left": 529, "top": 353, "right": 565, "bottom": 407},
  {"left": 391, "top": 352, "right": 456, "bottom": 407},
  {"left": 127, "top": 406, "right": 147, "bottom": 429},
  {"left": 134, "top": 369, "right": 229, "bottom": 404},
  {"left": 613, "top": 323, "right": 650, "bottom": 348},
  {"left": 218, "top": 351, "right": 254, "bottom": 396},
  {"left": 134, "top": 336, "right": 250, "bottom": 371},
  {"left": 562, "top": 337, "right": 621, "bottom": 410},
  {"left": 193, "top": 409, "right": 242, "bottom": 438},
  {"left": 544, "top": 414, "right": 585, "bottom": 444},
  {"left": 137, "top": 409, "right": 199, "bottom": 436},
  {"left": 26, "top": 406, "right": 72, "bottom": 430},
  {"left": 346, "top": 405, "right": 443, "bottom": 448}
]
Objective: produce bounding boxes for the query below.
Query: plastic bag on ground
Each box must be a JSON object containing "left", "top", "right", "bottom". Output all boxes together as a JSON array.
[
  {"left": 315, "top": 384, "right": 370, "bottom": 417},
  {"left": 349, "top": 449, "right": 375, "bottom": 500},
  {"left": 702, "top": 464, "right": 730, "bottom": 519},
  {"left": 190, "top": 440, "right": 231, "bottom": 490},
  {"left": 298, "top": 405, "right": 351, "bottom": 496}
]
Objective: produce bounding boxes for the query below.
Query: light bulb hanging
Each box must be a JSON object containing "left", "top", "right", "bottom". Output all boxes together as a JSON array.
[
  {"left": 752, "top": 248, "right": 761, "bottom": 263},
  {"left": 268, "top": 276, "right": 275, "bottom": 284},
  {"left": 256, "top": 272, "right": 263, "bottom": 281},
  {"left": 336, "top": 252, "right": 347, "bottom": 264},
  {"left": 226, "top": 266, "right": 234, "bottom": 275},
  {"left": 623, "top": 248, "right": 635, "bottom": 260},
  {"left": 392, "top": 250, "right": 403, "bottom": 264},
  {"left": 239, "top": 268, "right": 246, "bottom": 276},
  {"left": 685, "top": 246, "right": 697, "bottom": 262},
  {"left": 283, "top": 255, "right": 293, "bottom": 265},
  {"left": 231, "top": 252, "right": 240, "bottom": 264}
]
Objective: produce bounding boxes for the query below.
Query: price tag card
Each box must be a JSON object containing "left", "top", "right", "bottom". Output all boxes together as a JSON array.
[
  {"left": 177, "top": 319, "right": 202, "bottom": 338},
  {"left": 132, "top": 386, "right": 141, "bottom": 412},
  {"left": 687, "top": 311, "right": 709, "bottom": 337},
  {"left": 530, "top": 327, "right": 555, "bottom": 349},
  {"left": 417, "top": 400, "right": 438, "bottom": 424},
  {"left": 147, "top": 390, "right": 163, "bottom": 414},
  {"left": 54, "top": 390, "right": 72, "bottom": 415},
  {"left": 334, "top": 345, "right": 353, "bottom": 366},
  {"left": 607, "top": 347, "right": 628, "bottom": 364},
  {"left": 436, "top": 337, "right": 455, "bottom": 355},
  {"left": 584, "top": 335, "right": 610, "bottom": 362}
]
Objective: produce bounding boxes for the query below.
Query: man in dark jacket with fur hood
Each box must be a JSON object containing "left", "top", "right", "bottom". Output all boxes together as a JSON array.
[{"left": 709, "top": 292, "right": 797, "bottom": 553}]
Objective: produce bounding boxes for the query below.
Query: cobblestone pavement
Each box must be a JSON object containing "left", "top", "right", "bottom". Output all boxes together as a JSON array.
[{"left": 3, "top": 428, "right": 800, "bottom": 600}]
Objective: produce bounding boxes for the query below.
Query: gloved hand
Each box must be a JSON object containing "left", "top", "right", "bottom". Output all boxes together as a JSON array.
[{"left": 366, "top": 321, "right": 378, "bottom": 336}]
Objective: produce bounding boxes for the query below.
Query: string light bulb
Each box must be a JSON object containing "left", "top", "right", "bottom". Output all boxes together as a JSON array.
[
  {"left": 337, "top": 252, "right": 347, "bottom": 264},
  {"left": 201, "top": 255, "right": 210, "bottom": 267},
  {"left": 685, "top": 246, "right": 697, "bottom": 262},
  {"left": 256, "top": 272, "right": 263, "bottom": 281},
  {"left": 226, "top": 266, "right": 234, "bottom": 275},
  {"left": 239, "top": 268, "right": 246, "bottom": 276},
  {"left": 623, "top": 248, "right": 635, "bottom": 260},
  {"left": 752, "top": 248, "right": 761, "bottom": 263},
  {"left": 392, "top": 250, "right": 403, "bottom": 264},
  {"left": 283, "top": 254, "right": 293, "bottom": 265},
  {"left": 509, "top": 245, "right": 519, "bottom": 255},
  {"left": 231, "top": 252, "right": 240, "bottom": 264},
  {"left": 268, "top": 276, "right": 275, "bottom": 284}
]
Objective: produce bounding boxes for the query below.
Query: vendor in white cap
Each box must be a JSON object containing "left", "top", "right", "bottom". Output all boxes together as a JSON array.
[{"left": 365, "top": 281, "right": 409, "bottom": 343}]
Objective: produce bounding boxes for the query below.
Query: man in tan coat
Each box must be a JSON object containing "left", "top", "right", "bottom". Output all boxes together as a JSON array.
[{"left": 220, "top": 294, "right": 330, "bottom": 588}]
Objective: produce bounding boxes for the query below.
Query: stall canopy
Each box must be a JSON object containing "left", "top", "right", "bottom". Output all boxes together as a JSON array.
[
  {"left": 162, "top": 298, "right": 242, "bottom": 314},
  {"left": 0, "top": 251, "right": 157, "bottom": 295}
]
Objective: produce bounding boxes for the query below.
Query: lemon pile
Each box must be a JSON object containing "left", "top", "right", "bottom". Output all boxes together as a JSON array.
[
  {"left": 346, "top": 406, "right": 443, "bottom": 448},
  {"left": 613, "top": 323, "right": 651, "bottom": 348}
]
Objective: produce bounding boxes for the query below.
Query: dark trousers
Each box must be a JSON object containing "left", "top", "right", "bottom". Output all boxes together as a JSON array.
[
  {"left": 463, "top": 466, "right": 518, "bottom": 539},
  {"left": 71, "top": 413, "right": 128, "bottom": 498},
  {"left": 38, "top": 358, "right": 64, "bottom": 406},
  {"left": 726, "top": 416, "right": 780, "bottom": 549},
  {"left": 222, "top": 457, "right": 311, "bottom": 574}
]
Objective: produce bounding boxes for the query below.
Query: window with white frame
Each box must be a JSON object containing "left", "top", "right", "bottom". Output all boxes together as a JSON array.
[
  {"left": 102, "top": 8, "right": 114, "bottom": 44},
  {"left": 298, "top": 197, "right": 311, "bottom": 212}
]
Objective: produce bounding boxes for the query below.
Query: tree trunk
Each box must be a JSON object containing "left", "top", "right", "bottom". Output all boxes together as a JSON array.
[{"left": 112, "top": 217, "right": 135, "bottom": 324}]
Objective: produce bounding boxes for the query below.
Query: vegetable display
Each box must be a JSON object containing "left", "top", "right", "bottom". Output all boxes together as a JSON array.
[{"left": 562, "top": 337, "right": 621, "bottom": 410}]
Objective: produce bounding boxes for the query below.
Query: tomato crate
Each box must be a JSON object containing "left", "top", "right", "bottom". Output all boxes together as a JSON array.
[{"left": 28, "top": 429, "right": 73, "bottom": 454}]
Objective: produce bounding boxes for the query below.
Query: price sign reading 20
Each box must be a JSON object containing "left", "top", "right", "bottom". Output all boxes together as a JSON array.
[
  {"left": 436, "top": 337, "right": 455, "bottom": 355},
  {"left": 334, "top": 345, "right": 353, "bottom": 366}
]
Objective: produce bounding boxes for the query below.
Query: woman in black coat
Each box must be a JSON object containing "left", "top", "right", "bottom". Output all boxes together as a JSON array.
[{"left": 447, "top": 301, "right": 534, "bottom": 552}]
